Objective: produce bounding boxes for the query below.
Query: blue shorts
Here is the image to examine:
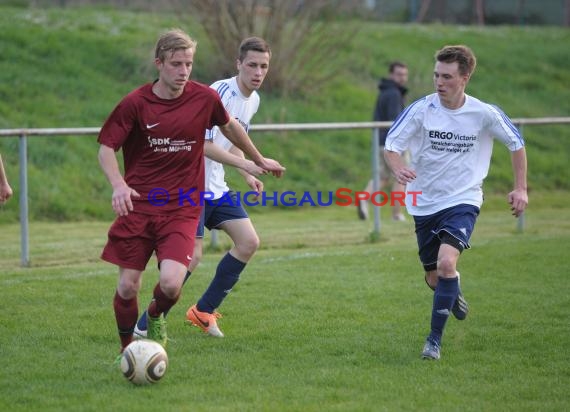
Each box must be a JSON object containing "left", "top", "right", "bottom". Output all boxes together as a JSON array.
[
  {"left": 413, "top": 204, "right": 480, "bottom": 272},
  {"left": 196, "top": 191, "right": 249, "bottom": 238}
]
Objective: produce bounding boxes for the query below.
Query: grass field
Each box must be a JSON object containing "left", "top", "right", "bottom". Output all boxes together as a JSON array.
[{"left": 1, "top": 193, "right": 569, "bottom": 411}]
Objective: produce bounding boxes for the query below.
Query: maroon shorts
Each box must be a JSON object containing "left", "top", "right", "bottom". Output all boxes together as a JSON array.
[{"left": 101, "top": 213, "right": 198, "bottom": 271}]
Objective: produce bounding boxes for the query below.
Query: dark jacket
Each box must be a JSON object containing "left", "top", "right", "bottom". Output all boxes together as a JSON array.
[{"left": 373, "top": 78, "right": 408, "bottom": 145}]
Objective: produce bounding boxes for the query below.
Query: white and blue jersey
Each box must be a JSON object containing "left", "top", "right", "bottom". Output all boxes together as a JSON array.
[
  {"left": 385, "top": 93, "right": 524, "bottom": 216},
  {"left": 205, "top": 76, "right": 260, "bottom": 199}
]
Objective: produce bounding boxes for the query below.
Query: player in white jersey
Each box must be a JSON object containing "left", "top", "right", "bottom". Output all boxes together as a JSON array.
[
  {"left": 384, "top": 45, "right": 528, "bottom": 360},
  {"left": 183, "top": 37, "right": 272, "bottom": 337}
]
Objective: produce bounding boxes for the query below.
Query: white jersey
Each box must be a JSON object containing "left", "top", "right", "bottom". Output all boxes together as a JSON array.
[
  {"left": 385, "top": 93, "right": 524, "bottom": 216},
  {"left": 204, "top": 76, "right": 260, "bottom": 199}
]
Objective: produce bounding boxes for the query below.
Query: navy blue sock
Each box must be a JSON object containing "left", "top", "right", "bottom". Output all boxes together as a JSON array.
[
  {"left": 137, "top": 271, "right": 193, "bottom": 331},
  {"left": 429, "top": 276, "right": 459, "bottom": 345},
  {"left": 137, "top": 310, "right": 148, "bottom": 331},
  {"left": 197, "top": 253, "right": 246, "bottom": 313}
]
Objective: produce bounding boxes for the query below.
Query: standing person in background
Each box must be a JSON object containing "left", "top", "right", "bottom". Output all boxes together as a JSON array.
[
  {"left": 135, "top": 37, "right": 273, "bottom": 339},
  {"left": 358, "top": 61, "right": 409, "bottom": 221},
  {"left": 98, "top": 29, "right": 284, "bottom": 355},
  {"left": 384, "top": 45, "right": 527, "bottom": 360},
  {"left": 0, "top": 153, "right": 13, "bottom": 203}
]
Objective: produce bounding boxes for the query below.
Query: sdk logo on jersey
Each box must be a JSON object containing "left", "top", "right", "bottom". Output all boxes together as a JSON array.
[{"left": 147, "top": 136, "right": 196, "bottom": 153}]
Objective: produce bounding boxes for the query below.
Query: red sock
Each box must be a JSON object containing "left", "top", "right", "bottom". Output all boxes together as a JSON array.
[
  {"left": 113, "top": 291, "right": 138, "bottom": 351},
  {"left": 147, "top": 283, "right": 179, "bottom": 318}
]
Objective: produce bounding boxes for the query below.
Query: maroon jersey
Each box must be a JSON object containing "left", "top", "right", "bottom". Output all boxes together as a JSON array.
[{"left": 98, "top": 81, "right": 229, "bottom": 218}]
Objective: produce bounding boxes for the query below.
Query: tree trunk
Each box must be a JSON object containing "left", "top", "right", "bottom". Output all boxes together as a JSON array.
[
  {"left": 474, "top": 0, "right": 485, "bottom": 25},
  {"left": 517, "top": 0, "right": 526, "bottom": 25},
  {"left": 415, "top": 0, "right": 431, "bottom": 22}
]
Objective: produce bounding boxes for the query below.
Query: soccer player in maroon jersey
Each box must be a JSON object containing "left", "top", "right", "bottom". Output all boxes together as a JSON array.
[
  {"left": 134, "top": 37, "right": 273, "bottom": 339},
  {"left": 97, "top": 29, "right": 284, "bottom": 353}
]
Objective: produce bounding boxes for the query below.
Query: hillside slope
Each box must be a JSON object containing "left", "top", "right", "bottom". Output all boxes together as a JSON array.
[{"left": 0, "top": 6, "right": 569, "bottom": 222}]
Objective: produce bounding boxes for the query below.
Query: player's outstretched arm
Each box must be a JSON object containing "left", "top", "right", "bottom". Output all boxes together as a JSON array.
[
  {"left": 98, "top": 144, "right": 140, "bottom": 216},
  {"left": 508, "top": 147, "right": 528, "bottom": 217},
  {"left": 229, "top": 145, "right": 264, "bottom": 194},
  {"left": 384, "top": 149, "right": 416, "bottom": 185},
  {"left": 219, "top": 117, "right": 285, "bottom": 177},
  {"left": 0, "top": 154, "right": 13, "bottom": 203},
  {"left": 204, "top": 141, "right": 265, "bottom": 177}
]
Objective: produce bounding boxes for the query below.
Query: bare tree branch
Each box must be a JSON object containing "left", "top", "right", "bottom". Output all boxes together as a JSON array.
[{"left": 187, "top": 0, "right": 358, "bottom": 96}]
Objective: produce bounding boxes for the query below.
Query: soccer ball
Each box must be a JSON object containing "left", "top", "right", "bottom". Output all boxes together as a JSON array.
[{"left": 120, "top": 339, "right": 168, "bottom": 385}]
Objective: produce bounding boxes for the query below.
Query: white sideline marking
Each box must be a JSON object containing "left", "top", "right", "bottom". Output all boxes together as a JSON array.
[
  {"left": 1, "top": 269, "right": 109, "bottom": 286},
  {"left": 1, "top": 261, "right": 218, "bottom": 286},
  {"left": 258, "top": 248, "right": 383, "bottom": 264}
]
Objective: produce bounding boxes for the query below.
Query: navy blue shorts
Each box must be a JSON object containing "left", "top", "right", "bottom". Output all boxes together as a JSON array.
[
  {"left": 413, "top": 204, "right": 480, "bottom": 272},
  {"left": 196, "top": 191, "right": 249, "bottom": 238}
]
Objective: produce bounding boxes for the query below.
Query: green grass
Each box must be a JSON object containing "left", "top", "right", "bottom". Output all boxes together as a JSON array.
[
  {"left": 0, "top": 6, "right": 570, "bottom": 222},
  {"left": 1, "top": 192, "right": 569, "bottom": 411}
]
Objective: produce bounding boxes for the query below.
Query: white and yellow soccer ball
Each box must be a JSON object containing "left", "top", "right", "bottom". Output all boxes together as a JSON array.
[{"left": 120, "top": 339, "right": 168, "bottom": 385}]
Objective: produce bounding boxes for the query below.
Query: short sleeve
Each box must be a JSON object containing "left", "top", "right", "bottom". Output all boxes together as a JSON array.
[
  {"left": 97, "top": 96, "right": 137, "bottom": 151},
  {"left": 486, "top": 104, "right": 525, "bottom": 151},
  {"left": 385, "top": 97, "right": 426, "bottom": 153}
]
